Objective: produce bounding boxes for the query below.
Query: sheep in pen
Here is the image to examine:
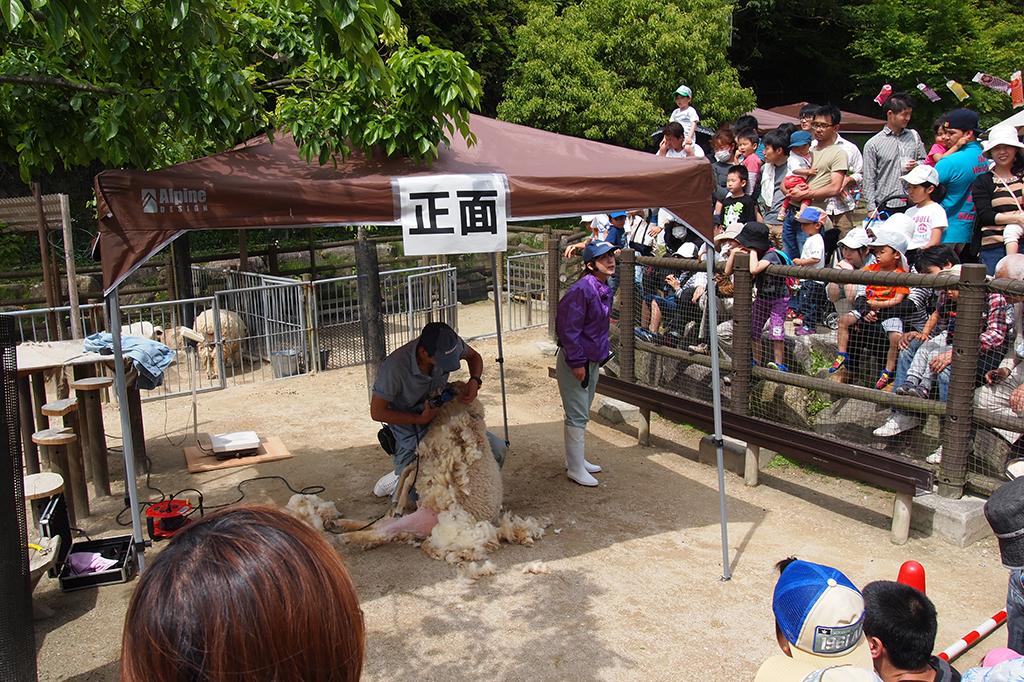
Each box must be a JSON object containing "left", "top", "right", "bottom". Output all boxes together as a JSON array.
[{"left": 290, "top": 385, "right": 549, "bottom": 566}]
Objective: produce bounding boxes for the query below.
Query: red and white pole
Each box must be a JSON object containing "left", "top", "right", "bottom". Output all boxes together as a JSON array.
[{"left": 937, "top": 610, "right": 1008, "bottom": 663}]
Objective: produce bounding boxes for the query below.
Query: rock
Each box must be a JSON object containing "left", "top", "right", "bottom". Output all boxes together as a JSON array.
[
  {"left": 750, "top": 380, "right": 815, "bottom": 430},
  {"left": 593, "top": 396, "right": 640, "bottom": 424},
  {"left": 535, "top": 340, "right": 558, "bottom": 357},
  {"left": 812, "top": 396, "right": 892, "bottom": 446},
  {"left": 714, "top": 320, "right": 733, "bottom": 359},
  {"left": 788, "top": 331, "right": 839, "bottom": 375},
  {"left": 973, "top": 428, "right": 1012, "bottom": 477}
]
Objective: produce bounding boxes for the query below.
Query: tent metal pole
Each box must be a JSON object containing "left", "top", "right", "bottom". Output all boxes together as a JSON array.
[
  {"left": 489, "top": 252, "right": 510, "bottom": 445},
  {"left": 106, "top": 288, "right": 147, "bottom": 573},
  {"left": 704, "top": 248, "right": 731, "bottom": 580}
]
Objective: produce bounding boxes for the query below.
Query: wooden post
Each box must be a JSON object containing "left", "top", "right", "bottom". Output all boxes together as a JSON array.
[
  {"left": 126, "top": 377, "right": 147, "bottom": 469},
  {"left": 355, "top": 229, "right": 387, "bottom": 402},
  {"left": 17, "top": 376, "right": 40, "bottom": 474},
  {"left": 238, "top": 229, "right": 249, "bottom": 271},
  {"left": 269, "top": 232, "right": 280, "bottom": 276},
  {"left": 730, "top": 256, "right": 753, "bottom": 416},
  {"left": 307, "top": 230, "right": 317, "bottom": 279},
  {"left": 618, "top": 248, "right": 636, "bottom": 384},
  {"left": 59, "top": 194, "right": 82, "bottom": 339},
  {"left": 546, "top": 231, "right": 560, "bottom": 341},
  {"left": 31, "top": 182, "right": 59, "bottom": 337},
  {"left": 938, "top": 263, "right": 987, "bottom": 499}
]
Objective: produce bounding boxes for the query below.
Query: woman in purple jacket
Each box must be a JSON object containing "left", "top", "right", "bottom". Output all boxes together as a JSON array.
[{"left": 556, "top": 239, "right": 617, "bottom": 486}]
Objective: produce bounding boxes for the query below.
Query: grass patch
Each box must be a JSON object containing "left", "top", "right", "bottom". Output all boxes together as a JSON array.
[{"left": 765, "top": 453, "right": 828, "bottom": 477}]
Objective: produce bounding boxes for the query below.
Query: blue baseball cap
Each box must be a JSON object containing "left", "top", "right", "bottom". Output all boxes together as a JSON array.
[
  {"left": 582, "top": 240, "right": 619, "bottom": 262},
  {"left": 609, "top": 210, "right": 628, "bottom": 219},
  {"left": 789, "top": 130, "right": 812, "bottom": 148},
  {"left": 796, "top": 206, "right": 826, "bottom": 223},
  {"left": 772, "top": 560, "right": 867, "bottom": 663}
]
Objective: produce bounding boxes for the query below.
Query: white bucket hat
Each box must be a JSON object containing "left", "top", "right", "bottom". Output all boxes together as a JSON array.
[{"left": 982, "top": 125, "right": 1024, "bottom": 153}]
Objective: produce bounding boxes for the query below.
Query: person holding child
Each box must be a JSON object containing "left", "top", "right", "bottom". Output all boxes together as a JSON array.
[
  {"left": 781, "top": 129, "right": 815, "bottom": 259},
  {"left": 972, "top": 124, "right": 1024, "bottom": 274},
  {"left": 725, "top": 222, "right": 790, "bottom": 372},
  {"left": 792, "top": 207, "right": 829, "bottom": 335},
  {"left": 830, "top": 228, "right": 913, "bottom": 390}
]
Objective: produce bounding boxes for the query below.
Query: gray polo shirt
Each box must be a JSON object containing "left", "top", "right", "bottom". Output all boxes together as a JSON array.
[{"left": 372, "top": 337, "right": 467, "bottom": 412}]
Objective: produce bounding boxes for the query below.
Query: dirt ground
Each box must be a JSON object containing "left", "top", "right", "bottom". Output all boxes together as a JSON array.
[{"left": 32, "top": 302, "right": 1012, "bottom": 681}]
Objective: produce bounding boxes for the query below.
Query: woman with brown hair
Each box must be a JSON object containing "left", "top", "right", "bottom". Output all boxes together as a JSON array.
[{"left": 121, "top": 505, "right": 364, "bottom": 682}]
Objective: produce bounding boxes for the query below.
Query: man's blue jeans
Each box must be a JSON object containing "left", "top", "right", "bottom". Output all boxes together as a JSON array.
[
  {"left": 781, "top": 208, "right": 806, "bottom": 261},
  {"left": 1008, "top": 570, "right": 1024, "bottom": 654}
]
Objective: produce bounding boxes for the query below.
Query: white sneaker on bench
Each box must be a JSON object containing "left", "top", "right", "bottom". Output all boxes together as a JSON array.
[{"left": 873, "top": 411, "right": 921, "bottom": 437}]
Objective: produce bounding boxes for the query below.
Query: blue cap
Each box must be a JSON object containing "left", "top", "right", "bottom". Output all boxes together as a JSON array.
[
  {"left": 582, "top": 240, "right": 619, "bottom": 262},
  {"left": 789, "top": 130, "right": 812, "bottom": 148},
  {"left": 773, "top": 560, "right": 865, "bottom": 657},
  {"left": 796, "top": 206, "right": 825, "bottom": 223},
  {"left": 609, "top": 210, "right": 627, "bottom": 219}
]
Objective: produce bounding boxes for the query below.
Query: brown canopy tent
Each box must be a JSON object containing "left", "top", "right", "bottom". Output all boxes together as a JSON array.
[
  {"left": 95, "top": 114, "right": 714, "bottom": 293},
  {"left": 768, "top": 102, "right": 886, "bottom": 134},
  {"left": 742, "top": 107, "right": 800, "bottom": 133},
  {"left": 92, "top": 113, "right": 732, "bottom": 578}
]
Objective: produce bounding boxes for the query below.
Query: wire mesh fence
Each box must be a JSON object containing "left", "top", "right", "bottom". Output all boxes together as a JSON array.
[
  {"left": 617, "top": 248, "right": 1015, "bottom": 495},
  {"left": 505, "top": 251, "right": 548, "bottom": 331}
]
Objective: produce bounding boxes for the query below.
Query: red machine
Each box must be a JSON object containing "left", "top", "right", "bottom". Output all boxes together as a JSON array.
[{"left": 145, "top": 499, "right": 202, "bottom": 540}]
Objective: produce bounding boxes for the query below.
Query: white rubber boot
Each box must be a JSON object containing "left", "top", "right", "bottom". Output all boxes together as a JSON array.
[{"left": 564, "top": 424, "right": 599, "bottom": 487}]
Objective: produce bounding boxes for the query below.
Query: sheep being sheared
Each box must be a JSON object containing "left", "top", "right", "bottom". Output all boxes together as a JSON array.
[
  {"left": 192, "top": 309, "right": 247, "bottom": 379},
  {"left": 320, "top": 386, "right": 548, "bottom": 564}
]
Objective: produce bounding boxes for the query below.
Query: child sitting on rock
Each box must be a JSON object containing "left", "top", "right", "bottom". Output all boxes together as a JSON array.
[{"left": 830, "top": 228, "right": 914, "bottom": 389}]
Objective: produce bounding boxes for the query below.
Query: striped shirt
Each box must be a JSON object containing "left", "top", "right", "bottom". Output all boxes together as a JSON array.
[
  {"left": 862, "top": 125, "right": 926, "bottom": 212},
  {"left": 973, "top": 171, "right": 1024, "bottom": 249}
]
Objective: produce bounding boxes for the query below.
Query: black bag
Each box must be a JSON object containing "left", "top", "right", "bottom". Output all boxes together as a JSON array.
[{"left": 377, "top": 425, "right": 397, "bottom": 455}]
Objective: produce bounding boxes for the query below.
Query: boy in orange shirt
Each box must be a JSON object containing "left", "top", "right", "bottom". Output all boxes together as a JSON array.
[{"left": 830, "top": 229, "right": 913, "bottom": 389}]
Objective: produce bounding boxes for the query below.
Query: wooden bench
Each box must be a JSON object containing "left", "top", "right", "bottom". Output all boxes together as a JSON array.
[
  {"left": 42, "top": 398, "right": 89, "bottom": 521},
  {"left": 70, "top": 376, "right": 114, "bottom": 498}
]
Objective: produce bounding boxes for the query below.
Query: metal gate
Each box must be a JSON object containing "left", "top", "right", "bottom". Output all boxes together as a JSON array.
[
  {"left": 313, "top": 265, "right": 458, "bottom": 371},
  {"left": 214, "top": 280, "right": 311, "bottom": 385},
  {"left": 505, "top": 252, "right": 548, "bottom": 331}
]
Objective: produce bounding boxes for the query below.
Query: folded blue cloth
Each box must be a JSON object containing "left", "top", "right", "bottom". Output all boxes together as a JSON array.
[{"left": 83, "top": 333, "right": 176, "bottom": 390}]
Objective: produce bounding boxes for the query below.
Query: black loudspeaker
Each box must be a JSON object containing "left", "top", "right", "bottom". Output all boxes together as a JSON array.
[{"left": 0, "top": 315, "right": 38, "bottom": 680}]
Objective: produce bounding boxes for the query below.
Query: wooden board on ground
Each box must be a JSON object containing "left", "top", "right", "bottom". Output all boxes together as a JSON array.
[{"left": 183, "top": 434, "right": 292, "bottom": 473}]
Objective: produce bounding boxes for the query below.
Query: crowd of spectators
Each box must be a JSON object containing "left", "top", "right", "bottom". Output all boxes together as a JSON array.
[{"left": 569, "top": 84, "right": 1024, "bottom": 469}]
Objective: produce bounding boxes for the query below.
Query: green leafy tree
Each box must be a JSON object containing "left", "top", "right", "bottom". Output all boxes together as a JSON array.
[
  {"left": 498, "top": 0, "right": 754, "bottom": 149},
  {"left": 0, "top": 0, "right": 482, "bottom": 182},
  {"left": 398, "top": 0, "right": 528, "bottom": 115},
  {"left": 845, "top": 0, "right": 1024, "bottom": 126}
]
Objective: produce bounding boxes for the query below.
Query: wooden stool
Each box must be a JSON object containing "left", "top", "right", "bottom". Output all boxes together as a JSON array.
[
  {"left": 70, "top": 376, "right": 113, "bottom": 497},
  {"left": 42, "top": 399, "right": 90, "bottom": 521},
  {"left": 23, "top": 471, "right": 64, "bottom": 526},
  {"left": 31, "top": 429, "right": 79, "bottom": 528}
]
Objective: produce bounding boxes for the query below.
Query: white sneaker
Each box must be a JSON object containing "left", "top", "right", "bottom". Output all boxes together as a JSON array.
[
  {"left": 373, "top": 470, "right": 399, "bottom": 497},
  {"left": 872, "top": 411, "right": 921, "bottom": 437},
  {"left": 925, "top": 447, "right": 942, "bottom": 465}
]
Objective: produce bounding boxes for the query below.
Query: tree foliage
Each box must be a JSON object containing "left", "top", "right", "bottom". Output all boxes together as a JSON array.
[
  {"left": 498, "top": 0, "right": 754, "bottom": 149},
  {"left": 398, "top": 0, "right": 527, "bottom": 116},
  {"left": 0, "top": 0, "right": 482, "bottom": 182},
  {"left": 845, "top": 0, "right": 1024, "bottom": 125}
]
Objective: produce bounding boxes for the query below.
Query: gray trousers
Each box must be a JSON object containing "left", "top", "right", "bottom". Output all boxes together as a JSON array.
[{"left": 556, "top": 348, "right": 599, "bottom": 428}]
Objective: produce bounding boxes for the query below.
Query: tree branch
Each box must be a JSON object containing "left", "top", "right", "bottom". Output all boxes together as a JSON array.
[
  {"left": 0, "top": 74, "right": 121, "bottom": 95},
  {"left": 259, "top": 78, "right": 312, "bottom": 89}
]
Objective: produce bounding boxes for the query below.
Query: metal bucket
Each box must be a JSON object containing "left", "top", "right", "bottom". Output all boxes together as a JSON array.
[{"left": 269, "top": 349, "right": 300, "bottom": 378}]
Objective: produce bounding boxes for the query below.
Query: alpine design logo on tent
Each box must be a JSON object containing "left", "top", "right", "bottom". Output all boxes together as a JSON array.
[{"left": 141, "top": 188, "right": 208, "bottom": 214}]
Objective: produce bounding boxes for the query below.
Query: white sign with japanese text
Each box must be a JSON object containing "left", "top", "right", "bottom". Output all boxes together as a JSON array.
[{"left": 395, "top": 174, "right": 509, "bottom": 256}]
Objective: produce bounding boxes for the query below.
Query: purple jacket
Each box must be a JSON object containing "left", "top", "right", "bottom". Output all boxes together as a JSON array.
[{"left": 556, "top": 273, "right": 612, "bottom": 368}]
